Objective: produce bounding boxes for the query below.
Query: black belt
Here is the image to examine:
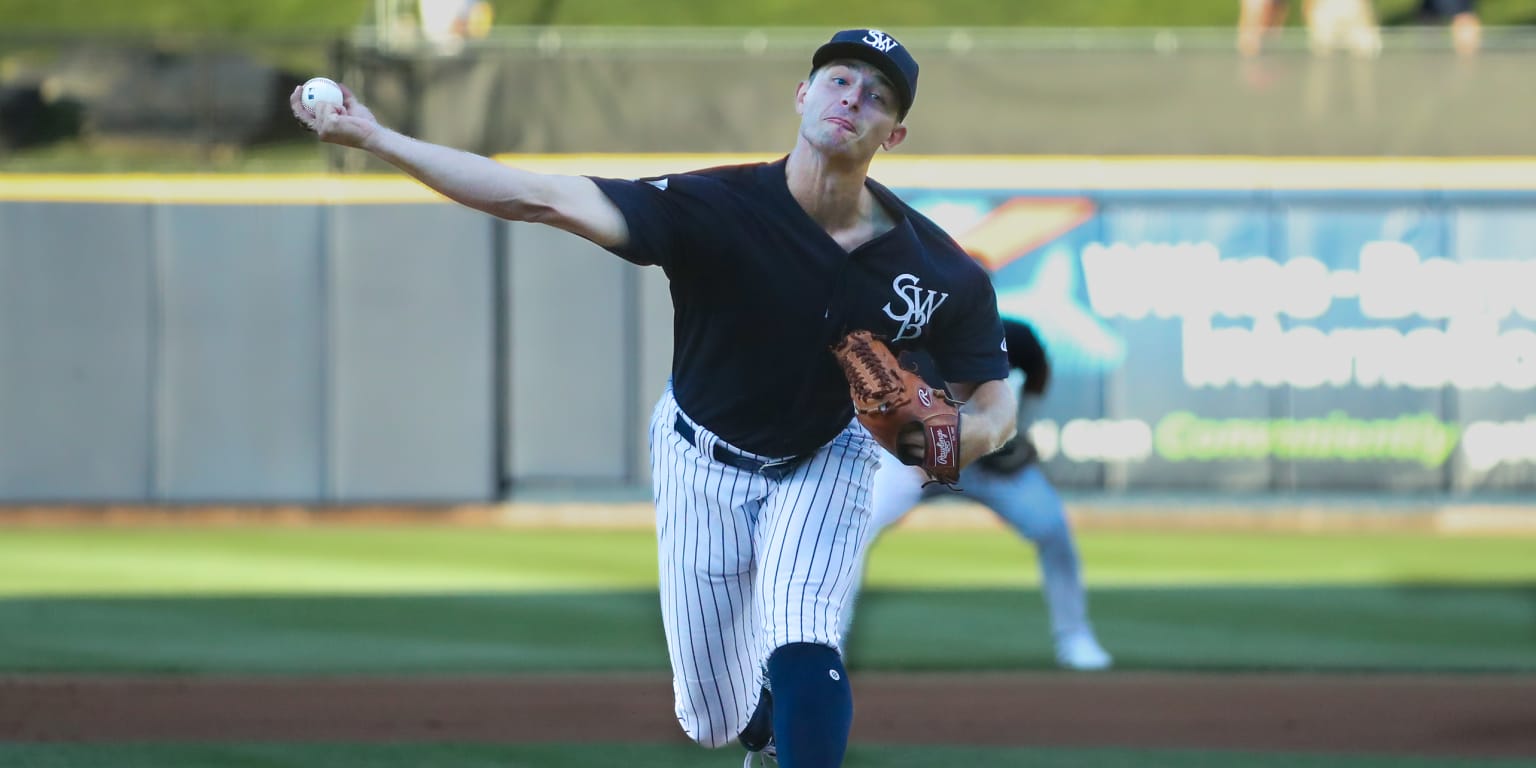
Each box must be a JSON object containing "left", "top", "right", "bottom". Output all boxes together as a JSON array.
[{"left": 673, "top": 414, "right": 807, "bottom": 481}]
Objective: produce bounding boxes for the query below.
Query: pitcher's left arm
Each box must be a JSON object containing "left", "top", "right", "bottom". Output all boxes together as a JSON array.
[{"left": 944, "top": 378, "right": 1017, "bottom": 467}]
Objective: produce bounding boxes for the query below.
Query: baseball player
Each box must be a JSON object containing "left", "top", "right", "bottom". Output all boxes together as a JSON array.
[
  {"left": 291, "top": 29, "right": 1016, "bottom": 768},
  {"left": 841, "top": 317, "right": 1112, "bottom": 671}
]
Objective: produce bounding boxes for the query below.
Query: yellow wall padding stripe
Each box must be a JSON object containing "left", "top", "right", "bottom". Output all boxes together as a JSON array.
[
  {"left": 0, "top": 174, "right": 446, "bottom": 204},
  {"left": 497, "top": 154, "right": 1536, "bottom": 191},
  {"left": 2, "top": 156, "right": 1536, "bottom": 204}
]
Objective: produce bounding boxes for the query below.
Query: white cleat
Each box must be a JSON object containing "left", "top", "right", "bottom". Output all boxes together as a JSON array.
[{"left": 1055, "top": 632, "right": 1113, "bottom": 671}]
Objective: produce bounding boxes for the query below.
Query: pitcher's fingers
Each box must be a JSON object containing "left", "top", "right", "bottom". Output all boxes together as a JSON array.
[
  {"left": 315, "top": 101, "right": 345, "bottom": 124},
  {"left": 290, "top": 86, "right": 321, "bottom": 129}
]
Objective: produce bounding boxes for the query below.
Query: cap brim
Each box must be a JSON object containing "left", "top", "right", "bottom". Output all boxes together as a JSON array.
[{"left": 811, "top": 41, "right": 913, "bottom": 119}]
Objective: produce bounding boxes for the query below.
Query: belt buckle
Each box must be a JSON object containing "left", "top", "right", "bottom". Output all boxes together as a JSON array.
[{"left": 757, "top": 456, "right": 799, "bottom": 481}]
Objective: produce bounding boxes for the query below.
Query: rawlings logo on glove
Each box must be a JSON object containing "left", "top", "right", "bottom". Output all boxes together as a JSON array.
[{"left": 831, "top": 330, "right": 962, "bottom": 486}]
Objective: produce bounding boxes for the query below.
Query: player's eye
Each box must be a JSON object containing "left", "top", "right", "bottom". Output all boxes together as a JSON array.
[{"left": 832, "top": 77, "right": 848, "bottom": 86}]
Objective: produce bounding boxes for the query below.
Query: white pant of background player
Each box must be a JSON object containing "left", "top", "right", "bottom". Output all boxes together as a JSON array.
[
  {"left": 844, "top": 451, "right": 1112, "bottom": 671},
  {"left": 650, "top": 387, "right": 879, "bottom": 748}
]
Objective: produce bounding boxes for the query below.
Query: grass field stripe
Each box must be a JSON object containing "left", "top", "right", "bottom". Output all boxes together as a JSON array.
[{"left": 2, "top": 528, "right": 1534, "bottom": 596}]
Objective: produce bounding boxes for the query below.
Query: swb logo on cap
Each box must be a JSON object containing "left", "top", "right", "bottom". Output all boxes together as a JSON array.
[
  {"left": 862, "top": 30, "right": 899, "bottom": 53},
  {"left": 811, "top": 28, "right": 920, "bottom": 120}
]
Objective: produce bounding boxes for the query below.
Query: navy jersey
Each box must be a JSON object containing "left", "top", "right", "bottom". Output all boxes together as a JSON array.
[
  {"left": 591, "top": 158, "right": 1008, "bottom": 458},
  {"left": 907, "top": 317, "right": 1049, "bottom": 395}
]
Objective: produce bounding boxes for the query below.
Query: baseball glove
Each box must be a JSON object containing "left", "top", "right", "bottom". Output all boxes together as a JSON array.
[{"left": 831, "top": 330, "right": 962, "bottom": 486}]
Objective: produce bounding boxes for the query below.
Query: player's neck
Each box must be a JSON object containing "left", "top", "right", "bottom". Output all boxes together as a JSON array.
[{"left": 784, "top": 145, "right": 874, "bottom": 232}]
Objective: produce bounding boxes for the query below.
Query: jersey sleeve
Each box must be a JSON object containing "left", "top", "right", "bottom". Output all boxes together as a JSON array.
[
  {"left": 931, "top": 272, "right": 1010, "bottom": 386},
  {"left": 587, "top": 175, "right": 706, "bottom": 270},
  {"left": 1003, "top": 318, "right": 1051, "bottom": 395}
]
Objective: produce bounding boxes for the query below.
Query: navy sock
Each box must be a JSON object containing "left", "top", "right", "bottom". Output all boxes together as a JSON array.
[{"left": 766, "top": 642, "right": 852, "bottom": 768}]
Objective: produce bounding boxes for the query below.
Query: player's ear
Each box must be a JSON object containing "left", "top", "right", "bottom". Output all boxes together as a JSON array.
[
  {"left": 882, "top": 124, "right": 908, "bottom": 151},
  {"left": 795, "top": 80, "right": 809, "bottom": 114}
]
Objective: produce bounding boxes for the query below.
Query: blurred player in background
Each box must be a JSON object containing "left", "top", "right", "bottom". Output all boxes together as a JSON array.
[
  {"left": 1238, "top": 0, "right": 1292, "bottom": 56},
  {"left": 418, "top": 0, "right": 493, "bottom": 53},
  {"left": 1304, "top": 0, "right": 1383, "bottom": 57},
  {"left": 842, "top": 317, "right": 1112, "bottom": 671},
  {"left": 291, "top": 27, "right": 1017, "bottom": 768},
  {"left": 1238, "top": 0, "right": 1384, "bottom": 58},
  {"left": 1419, "top": 0, "right": 1482, "bottom": 55}
]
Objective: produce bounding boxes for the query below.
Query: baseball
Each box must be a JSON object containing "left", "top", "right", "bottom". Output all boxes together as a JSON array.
[{"left": 301, "top": 77, "right": 344, "bottom": 114}]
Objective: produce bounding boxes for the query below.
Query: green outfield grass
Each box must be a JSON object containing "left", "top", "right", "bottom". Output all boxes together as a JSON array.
[
  {"left": 0, "top": 527, "right": 1531, "bottom": 675},
  {"left": 2, "top": 526, "right": 1532, "bottom": 767},
  {"left": 1, "top": 743, "right": 1529, "bottom": 768},
  {"left": 1, "top": 584, "right": 1531, "bottom": 674}
]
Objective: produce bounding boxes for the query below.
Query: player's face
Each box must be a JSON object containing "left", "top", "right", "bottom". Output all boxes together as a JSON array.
[{"left": 796, "top": 61, "right": 907, "bottom": 159}]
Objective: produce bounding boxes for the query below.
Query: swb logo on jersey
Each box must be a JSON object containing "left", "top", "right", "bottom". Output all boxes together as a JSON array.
[{"left": 883, "top": 273, "right": 949, "bottom": 341}]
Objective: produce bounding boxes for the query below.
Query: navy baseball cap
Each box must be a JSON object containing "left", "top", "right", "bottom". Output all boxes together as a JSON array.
[{"left": 811, "top": 29, "right": 919, "bottom": 121}]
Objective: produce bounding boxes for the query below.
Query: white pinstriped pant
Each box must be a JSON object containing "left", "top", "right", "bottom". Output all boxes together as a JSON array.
[{"left": 650, "top": 387, "right": 878, "bottom": 748}]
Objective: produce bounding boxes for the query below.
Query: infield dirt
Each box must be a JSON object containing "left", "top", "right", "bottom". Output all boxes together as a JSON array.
[{"left": 2, "top": 672, "right": 1533, "bottom": 758}]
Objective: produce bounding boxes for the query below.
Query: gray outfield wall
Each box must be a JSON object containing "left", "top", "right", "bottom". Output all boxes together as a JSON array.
[
  {"left": 4, "top": 163, "right": 1536, "bottom": 502},
  {"left": 0, "top": 200, "right": 598, "bottom": 502},
  {"left": 0, "top": 194, "right": 671, "bottom": 502}
]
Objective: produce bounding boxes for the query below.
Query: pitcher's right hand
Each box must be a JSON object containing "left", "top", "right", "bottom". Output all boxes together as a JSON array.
[{"left": 290, "top": 82, "right": 381, "bottom": 150}]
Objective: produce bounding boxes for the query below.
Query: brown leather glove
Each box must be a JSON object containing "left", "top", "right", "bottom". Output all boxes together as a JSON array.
[{"left": 831, "top": 330, "right": 961, "bottom": 486}]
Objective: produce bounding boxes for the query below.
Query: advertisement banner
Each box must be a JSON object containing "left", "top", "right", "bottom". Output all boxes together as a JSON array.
[{"left": 901, "top": 188, "right": 1536, "bottom": 492}]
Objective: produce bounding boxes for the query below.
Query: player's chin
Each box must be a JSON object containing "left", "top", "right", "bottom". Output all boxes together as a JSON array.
[{"left": 811, "top": 134, "right": 871, "bottom": 160}]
